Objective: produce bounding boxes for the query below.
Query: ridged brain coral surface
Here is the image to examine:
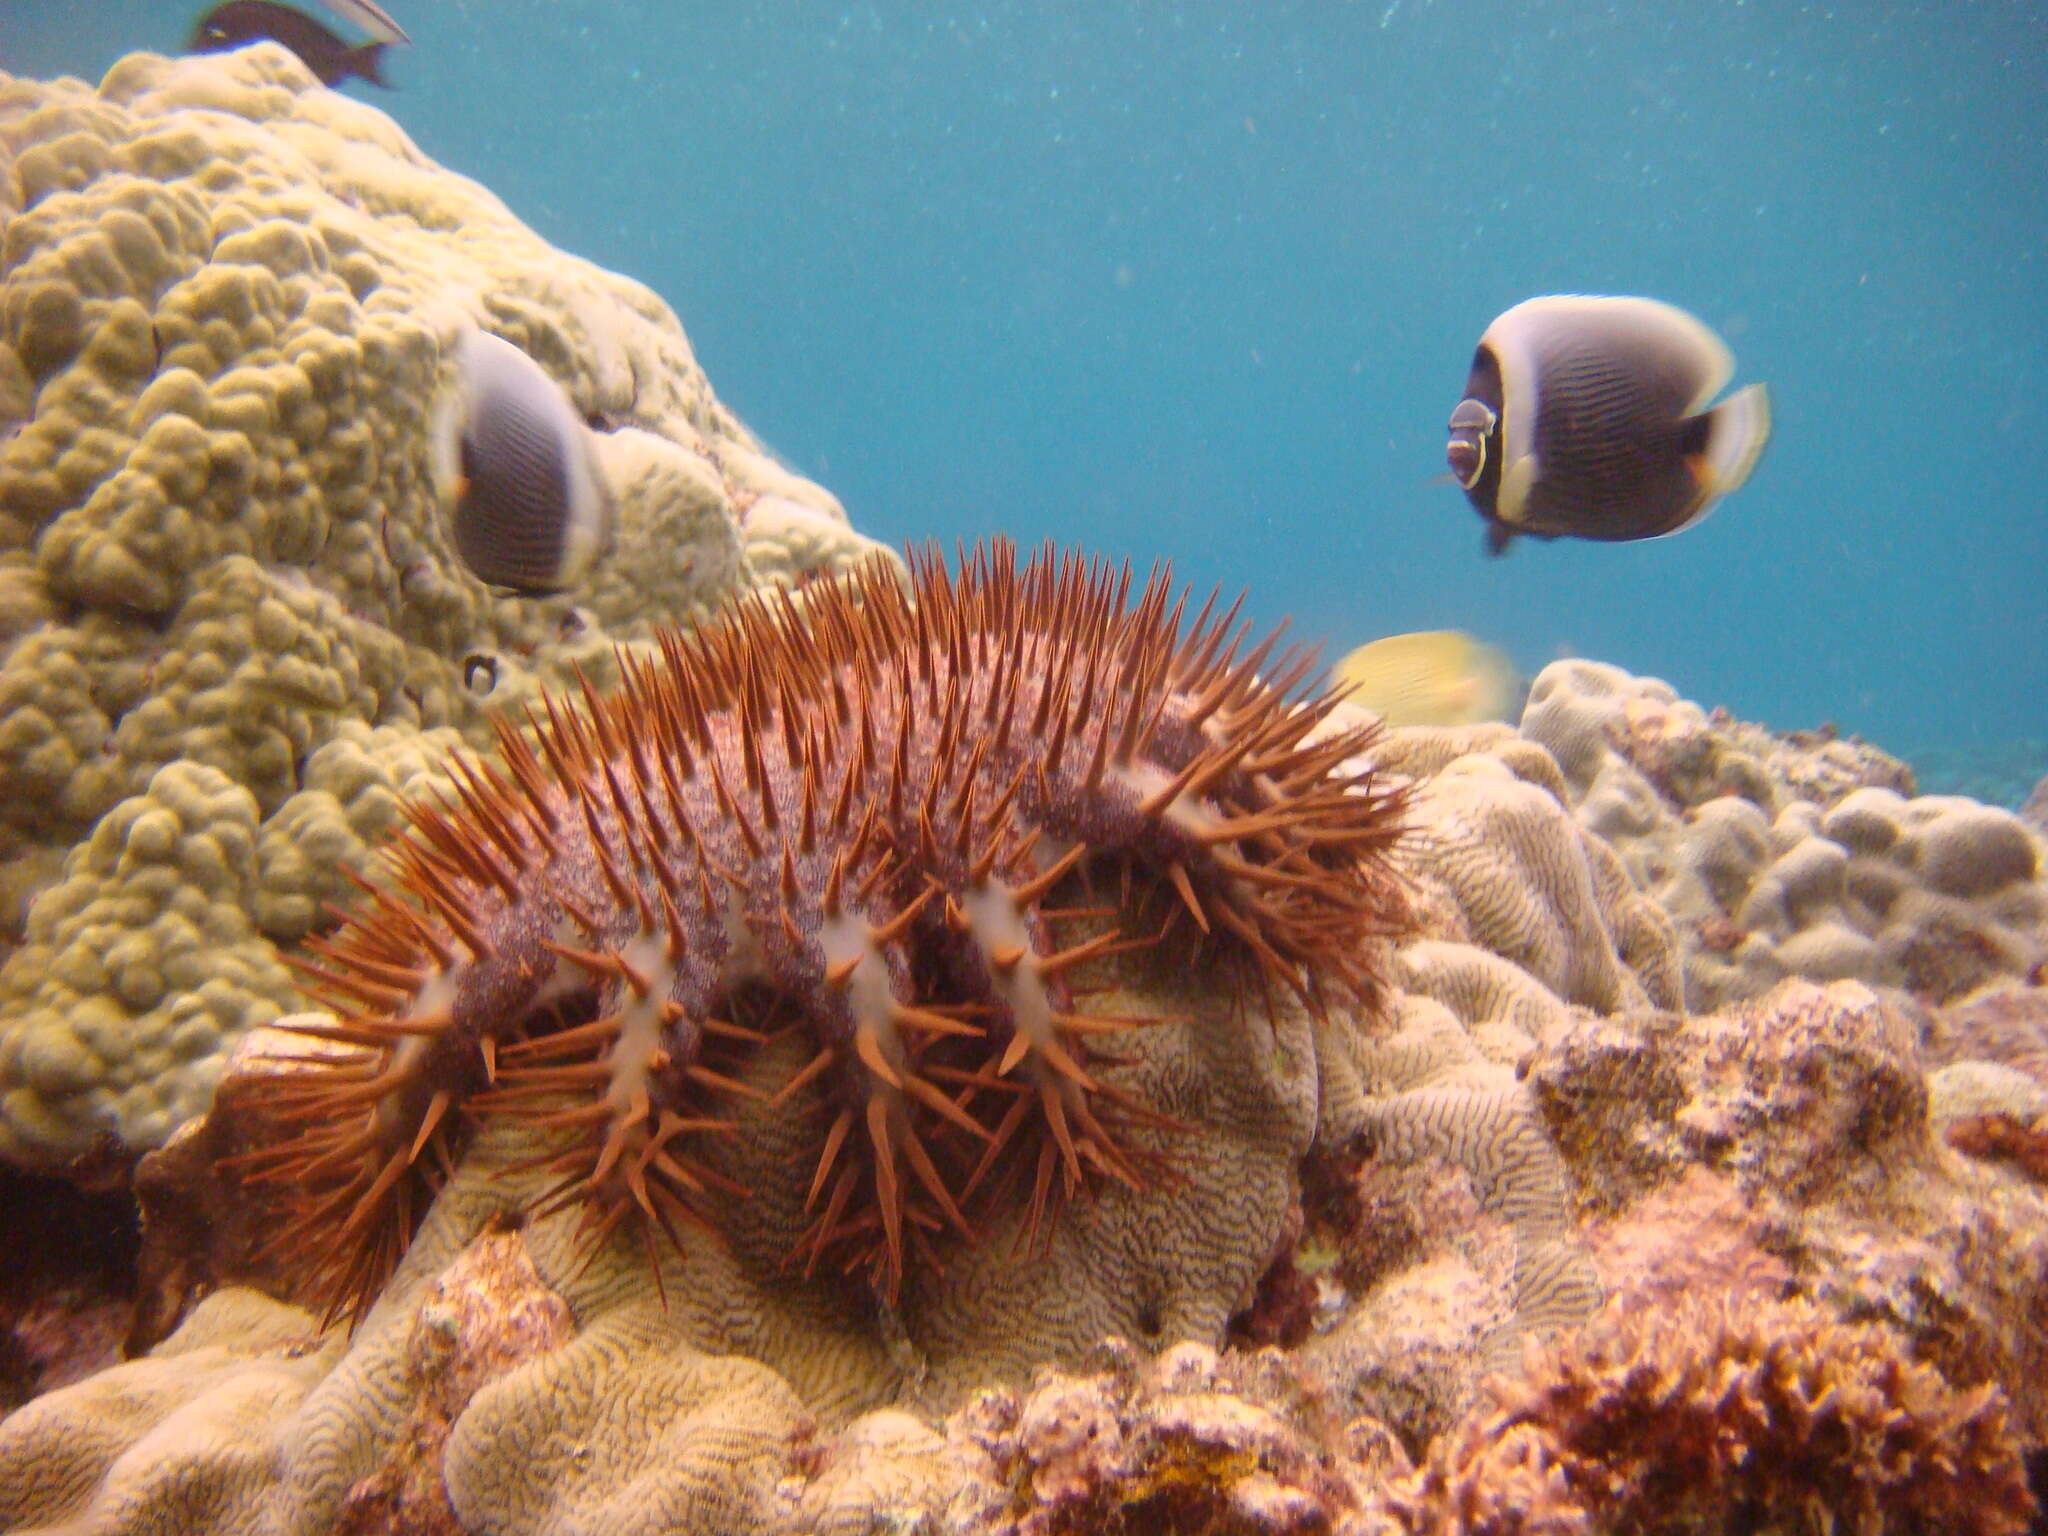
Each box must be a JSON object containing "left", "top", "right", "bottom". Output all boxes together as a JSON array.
[
  {"left": 0, "top": 46, "right": 889, "bottom": 1167},
  {"left": 234, "top": 539, "right": 1409, "bottom": 1322}
]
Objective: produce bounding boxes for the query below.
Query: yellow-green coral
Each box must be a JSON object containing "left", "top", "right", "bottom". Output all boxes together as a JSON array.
[
  {"left": 248, "top": 719, "right": 465, "bottom": 943},
  {"left": 741, "top": 493, "right": 910, "bottom": 592},
  {"left": 0, "top": 46, "right": 896, "bottom": 1167},
  {"left": 0, "top": 761, "right": 294, "bottom": 1159}
]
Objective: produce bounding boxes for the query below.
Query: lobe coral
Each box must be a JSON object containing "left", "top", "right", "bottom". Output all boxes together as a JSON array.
[{"left": 230, "top": 539, "right": 1409, "bottom": 1322}]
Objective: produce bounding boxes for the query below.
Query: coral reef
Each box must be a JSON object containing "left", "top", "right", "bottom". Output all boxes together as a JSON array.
[
  {"left": 955, "top": 1338, "right": 1400, "bottom": 1535},
  {"left": 1523, "top": 659, "right": 1916, "bottom": 817},
  {"left": 1529, "top": 978, "right": 2048, "bottom": 1446},
  {"left": 0, "top": 43, "right": 889, "bottom": 1170},
  {"left": 1390, "top": 747, "right": 1681, "bottom": 1013},
  {"left": 1521, "top": 659, "right": 2046, "bottom": 1010},
  {"left": 4, "top": 46, "right": 2047, "bottom": 1536},
  {"left": 5, "top": 683, "right": 2045, "bottom": 1531}
]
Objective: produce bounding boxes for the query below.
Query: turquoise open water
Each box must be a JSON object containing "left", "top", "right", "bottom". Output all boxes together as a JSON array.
[{"left": 7, "top": 2, "right": 2045, "bottom": 792}]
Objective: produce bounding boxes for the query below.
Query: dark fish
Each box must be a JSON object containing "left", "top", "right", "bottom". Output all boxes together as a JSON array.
[
  {"left": 1446, "top": 295, "right": 1771, "bottom": 555},
  {"left": 430, "top": 330, "right": 613, "bottom": 594},
  {"left": 186, "top": 2, "right": 392, "bottom": 88}
]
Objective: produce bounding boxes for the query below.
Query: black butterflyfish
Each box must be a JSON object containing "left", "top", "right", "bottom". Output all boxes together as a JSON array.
[
  {"left": 429, "top": 329, "right": 615, "bottom": 594},
  {"left": 1446, "top": 294, "right": 1771, "bottom": 555}
]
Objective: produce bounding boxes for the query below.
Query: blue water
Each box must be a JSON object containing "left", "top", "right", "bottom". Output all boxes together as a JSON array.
[{"left": 8, "top": 2, "right": 2046, "bottom": 775}]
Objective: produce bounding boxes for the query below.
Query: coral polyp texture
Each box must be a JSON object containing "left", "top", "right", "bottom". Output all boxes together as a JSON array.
[
  {"left": 1519, "top": 658, "right": 2046, "bottom": 1010},
  {"left": 1381, "top": 1295, "right": 2033, "bottom": 1536},
  {"left": 0, "top": 44, "right": 890, "bottom": 1169},
  {"left": 240, "top": 539, "right": 1409, "bottom": 1320}
]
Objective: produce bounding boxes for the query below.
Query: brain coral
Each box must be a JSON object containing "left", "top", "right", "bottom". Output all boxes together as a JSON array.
[{"left": 0, "top": 45, "right": 893, "bottom": 1169}]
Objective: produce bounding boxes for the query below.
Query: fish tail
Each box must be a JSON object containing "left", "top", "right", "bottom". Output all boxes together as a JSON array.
[
  {"left": 1698, "top": 382, "right": 1771, "bottom": 495},
  {"left": 350, "top": 40, "right": 392, "bottom": 88}
]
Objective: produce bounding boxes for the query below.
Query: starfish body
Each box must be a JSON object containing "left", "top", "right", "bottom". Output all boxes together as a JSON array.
[{"left": 230, "top": 540, "right": 1408, "bottom": 1322}]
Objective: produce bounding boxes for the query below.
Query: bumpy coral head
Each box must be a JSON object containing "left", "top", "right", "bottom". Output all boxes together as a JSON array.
[{"left": 228, "top": 539, "right": 1410, "bottom": 1323}]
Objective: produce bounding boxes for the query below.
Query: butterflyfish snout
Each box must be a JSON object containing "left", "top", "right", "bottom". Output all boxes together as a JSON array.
[{"left": 1445, "top": 397, "right": 1495, "bottom": 488}]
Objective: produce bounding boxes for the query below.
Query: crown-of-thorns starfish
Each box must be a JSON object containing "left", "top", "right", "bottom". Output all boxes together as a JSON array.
[{"left": 227, "top": 539, "right": 1410, "bottom": 1324}]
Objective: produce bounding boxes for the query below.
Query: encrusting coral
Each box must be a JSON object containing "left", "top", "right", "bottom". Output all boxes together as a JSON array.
[
  {"left": 0, "top": 42, "right": 892, "bottom": 1169},
  {"left": 1529, "top": 977, "right": 2048, "bottom": 1451},
  {"left": 953, "top": 1338, "right": 1406, "bottom": 1535}
]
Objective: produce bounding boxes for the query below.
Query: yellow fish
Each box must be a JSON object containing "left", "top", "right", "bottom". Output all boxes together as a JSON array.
[{"left": 1329, "top": 630, "right": 1519, "bottom": 728}]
